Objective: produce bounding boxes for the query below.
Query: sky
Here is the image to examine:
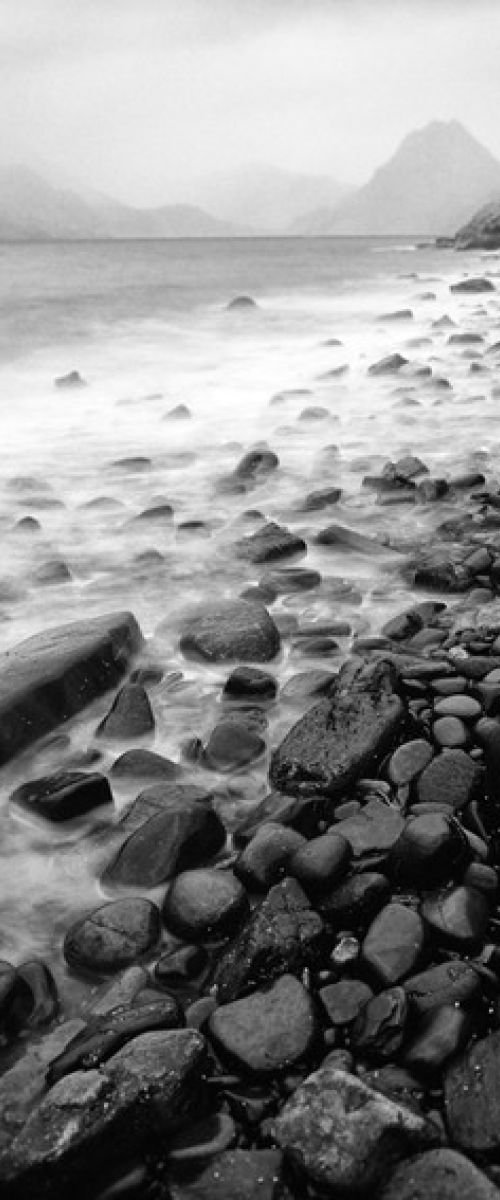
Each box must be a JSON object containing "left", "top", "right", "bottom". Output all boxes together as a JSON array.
[{"left": 1, "top": 0, "right": 500, "bottom": 205}]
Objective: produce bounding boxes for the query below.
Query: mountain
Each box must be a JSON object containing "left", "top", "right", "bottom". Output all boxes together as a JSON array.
[
  {"left": 0, "top": 166, "right": 240, "bottom": 240},
  {"left": 454, "top": 201, "right": 500, "bottom": 249},
  {"left": 184, "top": 164, "right": 353, "bottom": 234},
  {"left": 293, "top": 121, "right": 500, "bottom": 236}
]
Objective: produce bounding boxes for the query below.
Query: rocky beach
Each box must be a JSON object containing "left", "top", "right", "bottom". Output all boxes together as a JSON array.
[{"left": 1, "top": 235, "right": 500, "bottom": 1198}]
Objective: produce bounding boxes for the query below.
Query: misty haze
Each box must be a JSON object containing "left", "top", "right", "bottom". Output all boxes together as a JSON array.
[{"left": 1, "top": 3, "right": 500, "bottom": 1199}]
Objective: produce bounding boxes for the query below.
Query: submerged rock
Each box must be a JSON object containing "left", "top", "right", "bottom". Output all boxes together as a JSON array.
[
  {"left": 54, "top": 369, "right": 86, "bottom": 388},
  {"left": 235, "top": 520, "right": 307, "bottom": 564},
  {"left": 11, "top": 769, "right": 112, "bottom": 823},
  {"left": 450, "top": 277, "right": 495, "bottom": 293},
  {"left": 368, "top": 353, "right": 409, "bottom": 375},
  {"left": 179, "top": 600, "right": 280, "bottom": 663},
  {"left": 96, "top": 682, "right": 155, "bottom": 739}
]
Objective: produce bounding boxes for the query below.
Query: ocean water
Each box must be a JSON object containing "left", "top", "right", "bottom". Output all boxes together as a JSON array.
[{"left": 0, "top": 235, "right": 499, "bottom": 1001}]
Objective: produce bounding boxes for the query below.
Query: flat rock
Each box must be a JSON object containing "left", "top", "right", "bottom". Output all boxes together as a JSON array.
[
  {"left": 0, "top": 612, "right": 142, "bottom": 765},
  {"left": 180, "top": 600, "right": 280, "bottom": 663},
  {"left": 334, "top": 798, "right": 405, "bottom": 858},
  {"left": 162, "top": 869, "right": 249, "bottom": 940},
  {"left": 272, "top": 1064, "right": 438, "bottom": 1195},
  {"left": 64, "top": 898, "right": 161, "bottom": 975},
  {"left": 212, "top": 878, "right": 324, "bottom": 1002},
  {"left": 235, "top": 521, "right": 306, "bottom": 564},
  {"left": 10, "top": 769, "right": 112, "bottom": 822},
  {"left": 445, "top": 1030, "right": 500, "bottom": 1156},
  {"left": 208, "top": 974, "right": 316, "bottom": 1074},
  {"left": 103, "top": 796, "right": 225, "bottom": 888},
  {"left": 270, "top": 658, "right": 404, "bottom": 800},
  {"left": 379, "top": 1149, "right": 500, "bottom": 1200},
  {"left": 416, "top": 749, "right": 481, "bottom": 811},
  {"left": 361, "top": 903, "right": 424, "bottom": 985}
]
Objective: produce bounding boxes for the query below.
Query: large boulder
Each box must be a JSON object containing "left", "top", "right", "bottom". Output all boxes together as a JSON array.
[
  {"left": 0, "top": 612, "right": 142, "bottom": 765},
  {"left": 270, "top": 659, "right": 404, "bottom": 801},
  {"left": 179, "top": 600, "right": 280, "bottom": 663}
]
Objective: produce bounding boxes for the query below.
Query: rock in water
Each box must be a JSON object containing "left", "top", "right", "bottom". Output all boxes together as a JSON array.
[
  {"left": 54, "top": 369, "right": 86, "bottom": 388},
  {"left": 103, "top": 795, "right": 225, "bottom": 888},
  {"left": 450, "top": 277, "right": 495, "bottom": 293},
  {"left": 11, "top": 770, "right": 112, "bottom": 822},
  {"left": 64, "top": 898, "right": 161, "bottom": 975},
  {"left": 235, "top": 520, "right": 307, "bottom": 564},
  {"left": 270, "top": 658, "right": 404, "bottom": 800},
  {"left": 96, "top": 682, "right": 155, "bottom": 739},
  {"left": 272, "top": 1064, "right": 438, "bottom": 1194},
  {"left": 0, "top": 612, "right": 142, "bottom": 765},
  {"left": 208, "top": 974, "right": 317, "bottom": 1074},
  {"left": 179, "top": 600, "right": 280, "bottom": 663}
]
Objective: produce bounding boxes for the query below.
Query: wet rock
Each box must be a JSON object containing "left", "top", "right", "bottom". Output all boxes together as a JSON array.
[
  {"left": 64, "top": 898, "right": 161, "bottom": 975},
  {"left": 433, "top": 715, "right": 468, "bottom": 748},
  {"left": 351, "top": 985, "right": 409, "bottom": 1061},
  {"left": 11, "top": 960, "right": 58, "bottom": 1032},
  {"left": 227, "top": 295, "right": 257, "bottom": 310},
  {"left": 89, "top": 966, "right": 149, "bottom": 1016},
  {"left": 235, "top": 822, "right": 305, "bottom": 891},
  {"left": 0, "top": 1018, "right": 86, "bottom": 1153},
  {"left": 97, "top": 682, "right": 154, "bottom": 739},
  {"left": 154, "top": 944, "right": 208, "bottom": 988},
  {"left": 212, "top": 877, "right": 324, "bottom": 1002},
  {"left": 203, "top": 718, "right": 265, "bottom": 772},
  {"left": 103, "top": 794, "right": 225, "bottom": 888},
  {"left": 315, "top": 521, "right": 386, "bottom": 553},
  {"left": 223, "top": 666, "right": 277, "bottom": 701},
  {"left": 110, "top": 748, "right": 183, "bottom": 781},
  {"left": 320, "top": 871, "right": 391, "bottom": 931},
  {"left": 208, "top": 974, "right": 316, "bottom": 1075},
  {"left": 404, "top": 959, "right": 482, "bottom": 1015},
  {"left": 280, "top": 669, "right": 336, "bottom": 700},
  {"left": 235, "top": 520, "right": 306, "bottom": 564},
  {"left": 162, "top": 869, "right": 249, "bottom": 941},
  {"left": 445, "top": 1029, "right": 500, "bottom": 1156},
  {"left": 388, "top": 739, "right": 434, "bottom": 785},
  {"left": 404, "top": 547, "right": 470, "bottom": 591},
  {"left": 112, "top": 455, "right": 151, "bottom": 471},
  {"left": 369, "top": 353, "right": 409, "bottom": 375},
  {"left": 169, "top": 1149, "right": 284, "bottom": 1200},
  {"left": 416, "top": 749, "right": 481, "bottom": 811},
  {"left": 299, "top": 404, "right": 329, "bottom": 420},
  {"left": 420, "top": 884, "right": 490, "bottom": 951},
  {"left": 333, "top": 798, "right": 405, "bottom": 859},
  {"left": 234, "top": 449, "right": 279, "bottom": 483},
  {"left": 272, "top": 1063, "right": 437, "bottom": 1195},
  {"left": 133, "top": 502, "right": 173, "bottom": 523},
  {"left": 164, "top": 404, "right": 191, "bottom": 420},
  {"left": 319, "top": 979, "right": 373, "bottom": 1027},
  {"left": 47, "top": 995, "right": 183, "bottom": 1085},
  {"left": 390, "top": 813, "right": 468, "bottom": 888},
  {"left": 301, "top": 486, "right": 342, "bottom": 511},
  {"left": 450, "top": 277, "right": 495, "bottom": 293},
  {"left": 11, "top": 769, "right": 112, "bottom": 822},
  {"left": 33, "top": 558, "right": 72, "bottom": 585},
  {"left": 270, "top": 658, "right": 404, "bottom": 801},
  {"left": 0, "top": 612, "right": 142, "bottom": 766},
  {"left": 261, "top": 567, "right": 321, "bottom": 593},
  {"left": 54, "top": 369, "right": 86, "bottom": 388},
  {"left": 404, "top": 1004, "right": 471, "bottom": 1076},
  {"left": 288, "top": 832, "right": 351, "bottom": 895},
  {"left": 361, "top": 903, "right": 424, "bottom": 986},
  {"left": 379, "top": 1149, "right": 500, "bottom": 1200},
  {"left": 179, "top": 600, "right": 280, "bottom": 663}
]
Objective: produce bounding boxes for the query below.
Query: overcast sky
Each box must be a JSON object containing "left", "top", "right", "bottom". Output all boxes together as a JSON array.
[{"left": 1, "top": 0, "right": 499, "bottom": 204}]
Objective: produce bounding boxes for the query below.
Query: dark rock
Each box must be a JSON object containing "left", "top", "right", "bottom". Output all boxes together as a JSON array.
[
  {"left": 475, "top": 718, "right": 500, "bottom": 807},
  {"left": 103, "top": 795, "right": 225, "bottom": 888},
  {"left": 54, "top": 370, "right": 86, "bottom": 388},
  {"left": 0, "top": 612, "right": 142, "bottom": 766},
  {"left": 361, "top": 903, "right": 424, "bottom": 986},
  {"left": 64, "top": 898, "right": 161, "bottom": 975},
  {"left": 179, "top": 600, "right": 280, "bottom": 663},
  {"left": 450, "top": 277, "right": 495, "bottom": 293},
  {"left": 235, "top": 521, "right": 306, "bottom": 564},
  {"left": 33, "top": 558, "right": 72, "bottom": 585},
  {"left": 203, "top": 719, "right": 265, "bottom": 772},
  {"left": 421, "top": 884, "right": 490, "bottom": 950},
  {"left": 133, "top": 502, "right": 173, "bottom": 523},
  {"left": 333, "top": 798, "right": 405, "bottom": 859},
  {"left": 301, "top": 486, "right": 342, "bottom": 511},
  {"left": 351, "top": 986, "right": 409, "bottom": 1061},
  {"left": 112, "top": 455, "right": 151, "bottom": 471},
  {"left": 404, "top": 1004, "right": 471, "bottom": 1076},
  {"left": 280, "top": 669, "right": 336, "bottom": 700},
  {"left": 390, "top": 813, "right": 468, "bottom": 888},
  {"left": 433, "top": 715, "right": 468, "bottom": 748},
  {"left": 212, "top": 878, "right": 324, "bottom": 1002},
  {"left": 388, "top": 739, "right": 434, "bottom": 785},
  {"left": 315, "top": 521, "right": 386, "bottom": 553},
  {"left": 162, "top": 869, "right": 249, "bottom": 941},
  {"left": 270, "top": 658, "right": 404, "bottom": 800},
  {"left": 288, "top": 832, "right": 351, "bottom": 895},
  {"left": 227, "top": 295, "right": 257, "bottom": 310},
  {"left": 261, "top": 567, "right": 321, "bottom": 593},
  {"left": 97, "top": 683, "right": 154, "bottom": 739},
  {"left": 320, "top": 871, "right": 391, "bottom": 931},
  {"left": 445, "top": 1029, "right": 500, "bottom": 1156},
  {"left": 416, "top": 749, "right": 481, "bottom": 811},
  {"left": 154, "top": 944, "right": 208, "bottom": 988},
  {"left": 319, "top": 979, "right": 373, "bottom": 1026},
  {"left": 11, "top": 770, "right": 112, "bottom": 823},
  {"left": 47, "top": 996, "right": 183, "bottom": 1084},
  {"left": 169, "top": 1149, "right": 284, "bottom": 1200},
  {"left": 404, "top": 960, "right": 482, "bottom": 1014},
  {"left": 379, "top": 1149, "right": 500, "bottom": 1200},
  {"left": 164, "top": 404, "right": 191, "bottom": 420},
  {"left": 272, "top": 1063, "right": 437, "bottom": 1195},
  {"left": 208, "top": 974, "right": 316, "bottom": 1075},
  {"left": 369, "top": 353, "right": 409, "bottom": 374},
  {"left": 234, "top": 449, "right": 279, "bottom": 483},
  {"left": 110, "top": 749, "right": 183, "bottom": 781},
  {"left": 0, "top": 1018, "right": 87, "bottom": 1153},
  {"left": 235, "top": 822, "right": 305, "bottom": 891},
  {"left": 223, "top": 666, "right": 277, "bottom": 701},
  {"left": 10, "top": 960, "right": 58, "bottom": 1032}
]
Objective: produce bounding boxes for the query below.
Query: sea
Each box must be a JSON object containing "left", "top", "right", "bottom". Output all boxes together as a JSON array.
[{"left": 0, "top": 235, "right": 498, "bottom": 1001}]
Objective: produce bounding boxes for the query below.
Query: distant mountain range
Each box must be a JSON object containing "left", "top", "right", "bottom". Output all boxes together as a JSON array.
[{"left": 2, "top": 121, "right": 500, "bottom": 240}]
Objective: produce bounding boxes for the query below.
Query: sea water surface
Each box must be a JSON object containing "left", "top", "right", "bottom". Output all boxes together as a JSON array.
[{"left": 0, "top": 235, "right": 499, "bottom": 1004}]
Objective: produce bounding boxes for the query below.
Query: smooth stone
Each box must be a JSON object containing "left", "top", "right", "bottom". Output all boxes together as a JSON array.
[
  {"left": 96, "top": 682, "right": 154, "bottom": 739},
  {"left": 445, "top": 1029, "right": 500, "bottom": 1156},
  {"left": 235, "top": 822, "right": 305, "bottom": 891},
  {"left": 162, "top": 869, "right": 249, "bottom": 941},
  {"left": 280, "top": 670, "right": 336, "bottom": 700},
  {"left": 433, "top": 715, "right": 468, "bottom": 748},
  {"left": 450, "top": 277, "right": 495, "bottom": 293},
  {"left": 301, "top": 486, "right": 342, "bottom": 511},
  {"left": 169, "top": 1149, "right": 284, "bottom": 1200},
  {"left": 179, "top": 600, "right": 280, "bottom": 663},
  {"left": 416, "top": 749, "right": 481, "bottom": 811},
  {"left": 319, "top": 980, "right": 373, "bottom": 1026},
  {"left": 351, "top": 986, "right": 408, "bottom": 1061},
  {"left": 103, "top": 796, "right": 225, "bottom": 889},
  {"left": 33, "top": 558, "right": 72, "bottom": 585},
  {"left": 333, "top": 798, "right": 404, "bottom": 859},
  {"left": 64, "top": 898, "right": 161, "bottom": 975},
  {"left": 212, "top": 878, "right": 324, "bottom": 1003},
  {"left": 11, "top": 770, "right": 112, "bottom": 823},
  {"left": 389, "top": 813, "right": 468, "bottom": 888},
  {"left": 287, "top": 833, "right": 351, "bottom": 895},
  {"left": 88, "top": 966, "right": 148, "bottom": 1017},
  {"left": 404, "top": 960, "right": 482, "bottom": 1014},
  {"left": 235, "top": 521, "right": 306, "bottom": 564},
  {"left": 420, "top": 884, "right": 490, "bottom": 950},
  {"left": 203, "top": 719, "right": 265, "bottom": 772},
  {"left": 227, "top": 295, "right": 257, "bottom": 309},
  {"left": 164, "top": 404, "right": 191, "bottom": 420},
  {"left": 223, "top": 666, "right": 277, "bottom": 701},
  {"left": 270, "top": 658, "right": 404, "bottom": 801},
  {"left": 379, "top": 1149, "right": 500, "bottom": 1200},
  {"left": 110, "top": 749, "right": 183, "bottom": 781},
  {"left": 320, "top": 872, "right": 391, "bottom": 931},
  {"left": 154, "top": 944, "right": 208, "bottom": 988},
  {"left": 260, "top": 567, "right": 321, "bottom": 593},
  {"left": 361, "top": 903, "right": 424, "bottom": 986},
  {"left": 315, "top": 521, "right": 385, "bottom": 553},
  {"left": 369, "top": 353, "right": 409, "bottom": 374},
  {"left": 404, "top": 1004, "right": 471, "bottom": 1075},
  {"left": 47, "top": 996, "right": 183, "bottom": 1084},
  {"left": 133, "top": 502, "right": 173, "bottom": 522},
  {"left": 388, "top": 739, "right": 434, "bottom": 785},
  {"left": 234, "top": 449, "right": 279, "bottom": 482},
  {"left": 272, "top": 1064, "right": 437, "bottom": 1195},
  {"left": 208, "top": 974, "right": 316, "bottom": 1075},
  {"left": 463, "top": 863, "right": 498, "bottom": 894},
  {"left": 0, "top": 612, "right": 142, "bottom": 766}
]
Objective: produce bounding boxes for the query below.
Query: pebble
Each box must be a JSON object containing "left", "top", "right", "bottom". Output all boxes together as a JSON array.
[
  {"left": 162, "top": 869, "right": 249, "bottom": 941},
  {"left": 433, "top": 715, "right": 468, "bottom": 748},
  {"left": 287, "top": 832, "right": 351, "bottom": 895},
  {"left": 319, "top": 979, "right": 373, "bottom": 1026},
  {"left": 361, "top": 902, "right": 425, "bottom": 986},
  {"left": 388, "top": 739, "right": 434, "bottom": 785}
]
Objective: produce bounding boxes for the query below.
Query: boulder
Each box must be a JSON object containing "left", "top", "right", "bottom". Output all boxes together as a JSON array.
[
  {"left": 235, "top": 521, "right": 306, "bottom": 564},
  {"left": 270, "top": 658, "right": 404, "bottom": 801},
  {"left": 179, "top": 600, "right": 280, "bottom": 663},
  {"left": 103, "top": 795, "right": 225, "bottom": 888},
  {"left": 0, "top": 612, "right": 142, "bottom": 765},
  {"left": 379, "top": 1149, "right": 500, "bottom": 1200},
  {"left": 64, "top": 898, "right": 161, "bottom": 975},
  {"left": 208, "top": 974, "right": 317, "bottom": 1074},
  {"left": 96, "top": 682, "right": 154, "bottom": 739},
  {"left": 11, "top": 770, "right": 112, "bottom": 823},
  {"left": 162, "top": 869, "right": 249, "bottom": 941}
]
